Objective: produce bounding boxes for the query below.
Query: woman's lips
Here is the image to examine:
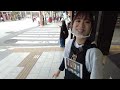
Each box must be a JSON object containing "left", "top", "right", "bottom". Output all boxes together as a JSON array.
[{"left": 78, "top": 29, "right": 84, "bottom": 33}]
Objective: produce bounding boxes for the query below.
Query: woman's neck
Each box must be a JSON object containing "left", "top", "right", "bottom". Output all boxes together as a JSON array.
[{"left": 76, "top": 37, "right": 86, "bottom": 45}]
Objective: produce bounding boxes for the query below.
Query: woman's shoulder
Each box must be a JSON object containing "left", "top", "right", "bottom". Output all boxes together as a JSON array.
[{"left": 87, "top": 48, "right": 103, "bottom": 55}]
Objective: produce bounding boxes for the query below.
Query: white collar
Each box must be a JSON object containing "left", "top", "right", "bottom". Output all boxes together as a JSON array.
[{"left": 74, "top": 41, "right": 83, "bottom": 48}]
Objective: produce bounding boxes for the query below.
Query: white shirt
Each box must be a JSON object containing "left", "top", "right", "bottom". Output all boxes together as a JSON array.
[{"left": 63, "top": 39, "right": 104, "bottom": 79}]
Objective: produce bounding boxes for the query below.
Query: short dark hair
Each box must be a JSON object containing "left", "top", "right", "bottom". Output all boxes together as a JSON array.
[{"left": 71, "top": 11, "right": 94, "bottom": 28}]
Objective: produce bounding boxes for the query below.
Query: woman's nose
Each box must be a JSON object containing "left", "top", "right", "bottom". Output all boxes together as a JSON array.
[{"left": 78, "top": 22, "right": 84, "bottom": 29}]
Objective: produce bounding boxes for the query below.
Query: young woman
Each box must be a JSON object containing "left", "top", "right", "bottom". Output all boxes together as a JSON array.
[{"left": 53, "top": 11, "right": 104, "bottom": 79}]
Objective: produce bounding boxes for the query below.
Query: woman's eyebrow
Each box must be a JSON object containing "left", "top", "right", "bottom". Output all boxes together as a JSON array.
[
  {"left": 76, "top": 17, "right": 82, "bottom": 19},
  {"left": 76, "top": 16, "right": 90, "bottom": 20},
  {"left": 75, "top": 17, "right": 90, "bottom": 21}
]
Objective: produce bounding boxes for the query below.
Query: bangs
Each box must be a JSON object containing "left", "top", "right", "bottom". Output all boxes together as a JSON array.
[
  {"left": 73, "top": 11, "right": 93, "bottom": 22},
  {"left": 76, "top": 13, "right": 90, "bottom": 20}
]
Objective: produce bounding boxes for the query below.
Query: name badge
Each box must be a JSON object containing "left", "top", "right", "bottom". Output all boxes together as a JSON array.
[{"left": 64, "top": 57, "right": 83, "bottom": 78}]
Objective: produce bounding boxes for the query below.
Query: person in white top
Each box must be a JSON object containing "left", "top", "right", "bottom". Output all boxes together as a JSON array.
[
  {"left": 53, "top": 11, "right": 104, "bottom": 79},
  {"left": 0, "top": 17, "right": 4, "bottom": 21}
]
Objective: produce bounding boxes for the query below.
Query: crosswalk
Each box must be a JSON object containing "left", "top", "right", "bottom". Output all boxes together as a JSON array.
[{"left": 10, "top": 26, "right": 60, "bottom": 46}]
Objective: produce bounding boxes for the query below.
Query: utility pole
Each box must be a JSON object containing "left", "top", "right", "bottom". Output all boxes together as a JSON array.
[
  {"left": 25, "top": 11, "right": 27, "bottom": 18},
  {"left": 39, "top": 11, "right": 44, "bottom": 26}
]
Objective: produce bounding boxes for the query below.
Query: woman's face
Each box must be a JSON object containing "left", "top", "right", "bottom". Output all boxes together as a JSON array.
[{"left": 72, "top": 15, "right": 92, "bottom": 38}]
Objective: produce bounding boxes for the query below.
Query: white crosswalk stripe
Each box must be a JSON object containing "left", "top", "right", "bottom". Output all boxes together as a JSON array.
[{"left": 13, "top": 26, "right": 60, "bottom": 46}]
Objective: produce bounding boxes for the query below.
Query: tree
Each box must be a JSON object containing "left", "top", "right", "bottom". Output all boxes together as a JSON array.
[{"left": 11, "top": 11, "right": 20, "bottom": 21}]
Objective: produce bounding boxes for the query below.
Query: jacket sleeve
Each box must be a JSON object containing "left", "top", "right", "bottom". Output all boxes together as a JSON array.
[
  {"left": 59, "top": 58, "right": 65, "bottom": 71},
  {"left": 85, "top": 48, "right": 104, "bottom": 79}
]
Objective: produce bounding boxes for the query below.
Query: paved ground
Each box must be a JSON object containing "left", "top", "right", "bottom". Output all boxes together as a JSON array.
[
  {"left": 0, "top": 47, "right": 65, "bottom": 79},
  {"left": 0, "top": 18, "right": 38, "bottom": 39},
  {"left": 0, "top": 20, "right": 62, "bottom": 47},
  {"left": 111, "top": 27, "right": 120, "bottom": 45},
  {"left": 0, "top": 26, "right": 60, "bottom": 47},
  {"left": 0, "top": 20, "right": 66, "bottom": 79}
]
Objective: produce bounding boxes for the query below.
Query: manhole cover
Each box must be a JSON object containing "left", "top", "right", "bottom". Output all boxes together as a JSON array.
[{"left": 4, "top": 39, "right": 18, "bottom": 44}]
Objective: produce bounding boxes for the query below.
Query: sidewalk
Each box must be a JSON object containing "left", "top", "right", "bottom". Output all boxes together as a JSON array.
[
  {"left": 0, "top": 46, "right": 65, "bottom": 79},
  {"left": 0, "top": 21, "right": 65, "bottom": 79}
]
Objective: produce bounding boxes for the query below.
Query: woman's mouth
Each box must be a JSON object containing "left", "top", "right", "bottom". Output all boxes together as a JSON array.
[{"left": 78, "top": 29, "right": 84, "bottom": 33}]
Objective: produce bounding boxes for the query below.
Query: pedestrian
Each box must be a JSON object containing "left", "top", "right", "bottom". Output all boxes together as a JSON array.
[
  {"left": 53, "top": 11, "right": 104, "bottom": 79},
  {"left": 0, "top": 17, "right": 4, "bottom": 21},
  {"left": 59, "top": 20, "right": 68, "bottom": 47},
  {"left": 66, "top": 16, "right": 71, "bottom": 30}
]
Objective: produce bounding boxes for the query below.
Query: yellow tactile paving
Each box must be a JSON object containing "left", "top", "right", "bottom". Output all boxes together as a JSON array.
[
  {"left": 16, "top": 52, "right": 42, "bottom": 79},
  {"left": 110, "top": 45, "right": 120, "bottom": 51},
  {"left": 12, "top": 47, "right": 64, "bottom": 79},
  {"left": 109, "top": 45, "right": 120, "bottom": 55},
  {"left": 18, "top": 52, "right": 41, "bottom": 67},
  {"left": 12, "top": 47, "right": 64, "bottom": 52}
]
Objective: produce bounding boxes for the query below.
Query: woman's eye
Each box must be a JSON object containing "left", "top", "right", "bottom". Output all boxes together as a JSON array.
[
  {"left": 85, "top": 20, "right": 91, "bottom": 23},
  {"left": 86, "top": 21, "right": 90, "bottom": 23},
  {"left": 76, "top": 20, "right": 81, "bottom": 22},
  {"left": 75, "top": 19, "right": 91, "bottom": 24}
]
